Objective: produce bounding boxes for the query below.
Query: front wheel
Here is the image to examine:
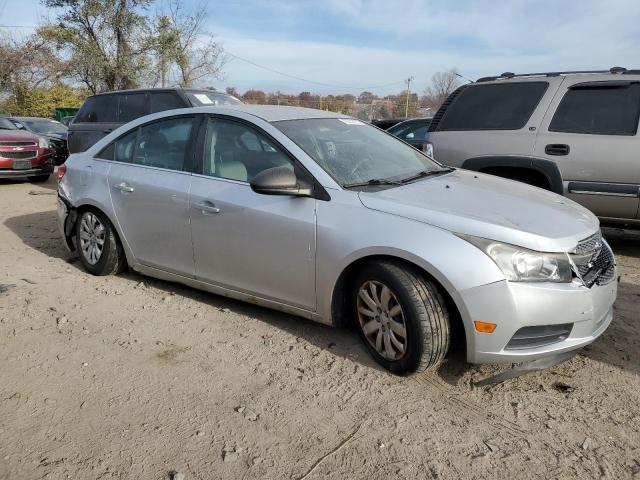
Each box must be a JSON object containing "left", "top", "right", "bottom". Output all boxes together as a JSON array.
[
  {"left": 76, "top": 209, "right": 126, "bottom": 276},
  {"left": 353, "top": 261, "right": 450, "bottom": 374}
]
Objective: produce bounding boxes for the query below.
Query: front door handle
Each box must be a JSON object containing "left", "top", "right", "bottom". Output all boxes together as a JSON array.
[
  {"left": 195, "top": 201, "right": 220, "bottom": 214},
  {"left": 545, "top": 144, "right": 570, "bottom": 156},
  {"left": 114, "top": 182, "right": 135, "bottom": 193}
]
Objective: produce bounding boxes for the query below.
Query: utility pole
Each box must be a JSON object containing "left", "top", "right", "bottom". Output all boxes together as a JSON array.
[{"left": 405, "top": 76, "right": 414, "bottom": 118}]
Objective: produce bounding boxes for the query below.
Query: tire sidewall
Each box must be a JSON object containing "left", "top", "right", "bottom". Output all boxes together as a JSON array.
[{"left": 352, "top": 264, "right": 426, "bottom": 374}]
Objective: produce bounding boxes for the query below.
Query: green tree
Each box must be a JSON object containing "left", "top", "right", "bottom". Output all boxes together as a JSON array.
[
  {"left": 40, "top": 0, "right": 152, "bottom": 93},
  {"left": 1, "top": 84, "right": 87, "bottom": 117}
]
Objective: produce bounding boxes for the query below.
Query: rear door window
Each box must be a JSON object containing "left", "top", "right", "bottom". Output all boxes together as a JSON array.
[
  {"left": 549, "top": 83, "right": 640, "bottom": 135},
  {"left": 150, "top": 92, "right": 186, "bottom": 113},
  {"left": 132, "top": 117, "right": 194, "bottom": 171},
  {"left": 118, "top": 93, "right": 149, "bottom": 123},
  {"left": 75, "top": 95, "right": 118, "bottom": 123},
  {"left": 437, "top": 82, "right": 548, "bottom": 131}
]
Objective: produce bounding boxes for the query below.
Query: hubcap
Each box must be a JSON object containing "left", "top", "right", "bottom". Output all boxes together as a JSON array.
[
  {"left": 357, "top": 280, "right": 407, "bottom": 360},
  {"left": 78, "top": 212, "right": 105, "bottom": 265}
]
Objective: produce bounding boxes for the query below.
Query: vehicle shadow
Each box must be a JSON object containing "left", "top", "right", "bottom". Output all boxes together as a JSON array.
[
  {"left": 7, "top": 209, "right": 636, "bottom": 382},
  {"left": 0, "top": 172, "right": 58, "bottom": 191},
  {"left": 602, "top": 226, "right": 640, "bottom": 257},
  {"left": 4, "top": 209, "right": 471, "bottom": 379},
  {"left": 585, "top": 227, "right": 640, "bottom": 375},
  {"left": 3, "top": 210, "right": 80, "bottom": 266}
]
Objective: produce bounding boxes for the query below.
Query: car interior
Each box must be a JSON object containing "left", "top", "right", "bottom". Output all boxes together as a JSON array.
[{"left": 203, "top": 119, "right": 292, "bottom": 182}]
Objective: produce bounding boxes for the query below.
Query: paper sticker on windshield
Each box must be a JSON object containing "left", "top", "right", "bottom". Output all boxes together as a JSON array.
[
  {"left": 194, "top": 94, "right": 214, "bottom": 104},
  {"left": 339, "top": 119, "right": 364, "bottom": 125}
]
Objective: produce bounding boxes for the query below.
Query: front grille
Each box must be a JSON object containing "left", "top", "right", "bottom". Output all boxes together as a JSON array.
[
  {"left": 571, "top": 231, "right": 616, "bottom": 287},
  {"left": 0, "top": 141, "right": 36, "bottom": 147},
  {"left": 0, "top": 150, "right": 37, "bottom": 160},
  {"left": 506, "top": 323, "right": 573, "bottom": 350}
]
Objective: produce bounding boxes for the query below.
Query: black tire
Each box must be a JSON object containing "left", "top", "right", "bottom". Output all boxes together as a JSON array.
[
  {"left": 75, "top": 209, "right": 126, "bottom": 276},
  {"left": 28, "top": 174, "right": 51, "bottom": 183},
  {"left": 352, "top": 261, "right": 450, "bottom": 374}
]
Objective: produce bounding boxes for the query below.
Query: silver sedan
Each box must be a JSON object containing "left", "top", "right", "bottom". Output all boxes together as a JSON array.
[{"left": 57, "top": 105, "right": 617, "bottom": 374}]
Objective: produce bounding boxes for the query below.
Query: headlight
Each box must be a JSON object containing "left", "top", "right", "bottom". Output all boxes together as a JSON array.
[
  {"left": 460, "top": 235, "right": 572, "bottom": 283},
  {"left": 38, "top": 137, "right": 50, "bottom": 149}
]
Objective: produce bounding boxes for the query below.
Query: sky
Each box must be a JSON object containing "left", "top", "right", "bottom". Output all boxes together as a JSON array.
[{"left": 2, "top": 0, "right": 640, "bottom": 95}]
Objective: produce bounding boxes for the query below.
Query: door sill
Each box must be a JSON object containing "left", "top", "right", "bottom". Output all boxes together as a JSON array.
[{"left": 132, "top": 264, "right": 323, "bottom": 324}]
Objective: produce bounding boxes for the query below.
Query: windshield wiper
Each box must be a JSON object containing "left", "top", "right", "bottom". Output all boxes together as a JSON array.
[
  {"left": 343, "top": 178, "right": 403, "bottom": 189},
  {"left": 399, "top": 168, "right": 454, "bottom": 184}
]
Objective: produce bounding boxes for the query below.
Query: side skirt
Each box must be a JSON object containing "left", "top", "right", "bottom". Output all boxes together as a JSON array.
[{"left": 133, "top": 264, "right": 329, "bottom": 325}]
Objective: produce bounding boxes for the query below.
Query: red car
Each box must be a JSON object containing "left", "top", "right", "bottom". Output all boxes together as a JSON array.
[{"left": 0, "top": 117, "right": 55, "bottom": 182}]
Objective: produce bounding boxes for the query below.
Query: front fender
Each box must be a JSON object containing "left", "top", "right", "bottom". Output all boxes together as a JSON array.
[{"left": 315, "top": 190, "right": 504, "bottom": 328}]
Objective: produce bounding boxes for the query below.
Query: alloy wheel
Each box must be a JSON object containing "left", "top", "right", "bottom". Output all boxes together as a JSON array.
[
  {"left": 78, "top": 212, "right": 106, "bottom": 265},
  {"left": 356, "top": 280, "right": 407, "bottom": 360}
]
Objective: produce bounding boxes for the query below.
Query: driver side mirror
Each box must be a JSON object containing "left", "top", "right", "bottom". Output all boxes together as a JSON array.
[{"left": 250, "top": 166, "right": 313, "bottom": 197}]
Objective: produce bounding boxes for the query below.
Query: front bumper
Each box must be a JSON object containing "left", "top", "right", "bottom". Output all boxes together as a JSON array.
[
  {"left": 460, "top": 275, "right": 617, "bottom": 363},
  {"left": 57, "top": 195, "right": 76, "bottom": 251},
  {"left": 0, "top": 166, "right": 54, "bottom": 178}
]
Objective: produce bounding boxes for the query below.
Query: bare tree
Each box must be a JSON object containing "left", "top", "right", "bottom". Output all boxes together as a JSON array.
[
  {"left": 153, "top": 0, "right": 226, "bottom": 87},
  {"left": 423, "top": 69, "right": 462, "bottom": 109},
  {"left": 0, "top": 33, "right": 67, "bottom": 107}
]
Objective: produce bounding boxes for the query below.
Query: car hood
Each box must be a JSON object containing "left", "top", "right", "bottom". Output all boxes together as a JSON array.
[
  {"left": 357, "top": 169, "right": 599, "bottom": 252},
  {"left": 45, "top": 133, "right": 67, "bottom": 141},
  {"left": 0, "top": 129, "right": 39, "bottom": 142}
]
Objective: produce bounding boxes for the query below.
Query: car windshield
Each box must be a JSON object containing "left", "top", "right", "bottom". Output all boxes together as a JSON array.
[
  {"left": 0, "top": 118, "right": 17, "bottom": 130},
  {"left": 186, "top": 91, "right": 242, "bottom": 106},
  {"left": 274, "top": 118, "right": 447, "bottom": 187},
  {"left": 22, "top": 119, "right": 68, "bottom": 134}
]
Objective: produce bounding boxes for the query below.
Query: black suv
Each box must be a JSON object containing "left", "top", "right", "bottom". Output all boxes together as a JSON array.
[{"left": 68, "top": 88, "right": 241, "bottom": 153}]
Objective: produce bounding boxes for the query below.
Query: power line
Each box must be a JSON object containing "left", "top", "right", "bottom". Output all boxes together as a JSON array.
[
  {"left": 0, "top": 25, "right": 412, "bottom": 92},
  {"left": 226, "top": 51, "right": 406, "bottom": 92}
]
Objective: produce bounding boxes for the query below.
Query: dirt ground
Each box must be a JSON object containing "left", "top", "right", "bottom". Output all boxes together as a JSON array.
[{"left": 1, "top": 175, "right": 639, "bottom": 480}]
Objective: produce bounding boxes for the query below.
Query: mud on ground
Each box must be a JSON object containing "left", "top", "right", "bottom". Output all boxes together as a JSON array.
[{"left": 1, "top": 177, "right": 639, "bottom": 479}]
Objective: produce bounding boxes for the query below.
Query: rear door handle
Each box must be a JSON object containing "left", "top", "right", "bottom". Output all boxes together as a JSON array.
[
  {"left": 114, "top": 182, "right": 134, "bottom": 193},
  {"left": 103, "top": 129, "right": 113, "bottom": 134},
  {"left": 195, "top": 201, "right": 220, "bottom": 214},
  {"left": 545, "top": 144, "right": 570, "bottom": 156}
]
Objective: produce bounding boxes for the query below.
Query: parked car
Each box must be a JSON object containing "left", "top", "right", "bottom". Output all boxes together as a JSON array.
[
  {"left": 425, "top": 67, "right": 640, "bottom": 227},
  {"left": 58, "top": 105, "right": 616, "bottom": 374},
  {"left": 388, "top": 117, "right": 432, "bottom": 153},
  {"left": 60, "top": 115, "right": 75, "bottom": 127},
  {"left": 371, "top": 118, "right": 405, "bottom": 130},
  {"left": 0, "top": 117, "right": 54, "bottom": 182},
  {"left": 68, "top": 88, "right": 242, "bottom": 153},
  {"left": 8, "top": 116, "right": 69, "bottom": 165}
]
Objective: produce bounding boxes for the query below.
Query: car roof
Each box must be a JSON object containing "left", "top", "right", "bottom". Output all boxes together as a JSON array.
[
  {"left": 389, "top": 118, "right": 433, "bottom": 128},
  {"left": 91, "top": 87, "right": 235, "bottom": 97},
  {"left": 188, "top": 104, "right": 350, "bottom": 122},
  {"left": 9, "top": 116, "right": 60, "bottom": 121},
  {"left": 476, "top": 68, "right": 640, "bottom": 83}
]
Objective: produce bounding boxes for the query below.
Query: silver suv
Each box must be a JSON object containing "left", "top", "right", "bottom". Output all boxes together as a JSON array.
[
  {"left": 425, "top": 67, "right": 640, "bottom": 226},
  {"left": 58, "top": 105, "right": 617, "bottom": 374}
]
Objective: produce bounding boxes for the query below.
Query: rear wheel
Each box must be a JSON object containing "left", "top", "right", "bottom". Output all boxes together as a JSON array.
[
  {"left": 76, "top": 209, "right": 126, "bottom": 276},
  {"left": 353, "top": 261, "right": 450, "bottom": 374}
]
